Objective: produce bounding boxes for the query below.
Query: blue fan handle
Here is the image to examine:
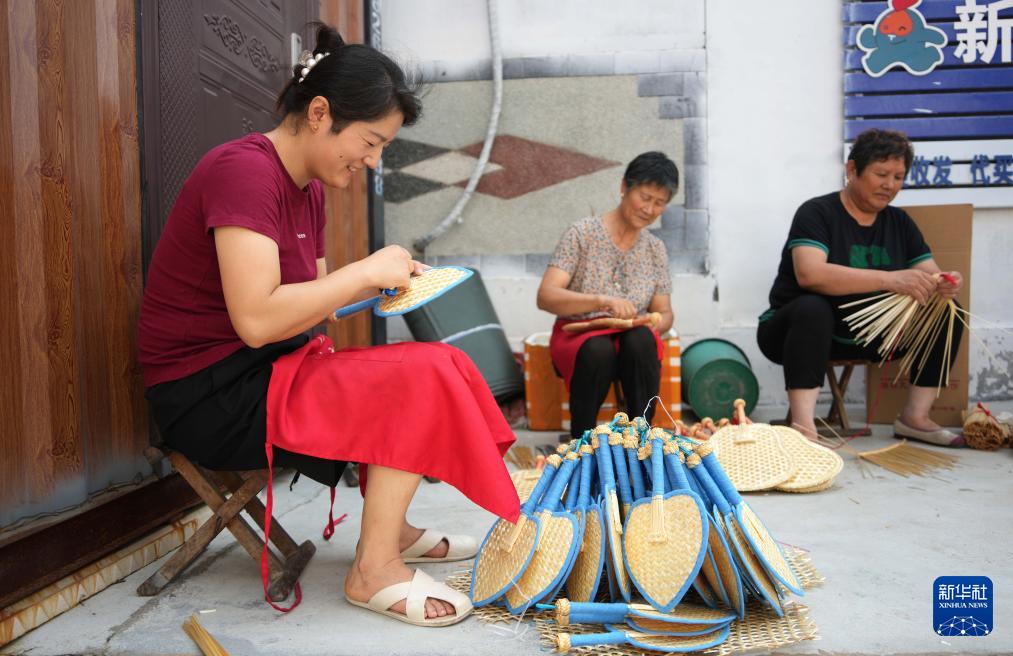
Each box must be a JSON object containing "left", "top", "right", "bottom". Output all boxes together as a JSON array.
[
  {"left": 576, "top": 449, "right": 594, "bottom": 509},
  {"left": 700, "top": 449, "right": 744, "bottom": 506},
  {"left": 569, "top": 630, "right": 628, "bottom": 648},
  {"left": 542, "top": 454, "right": 578, "bottom": 512},
  {"left": 332, "top": 296, "right": 380, "bottom": 319},
  {"left": 650, "top": 437, "right": 666, "bottom": 497},
  {"left": 520, "top": 458, "right": 560, "bottom": 515},
  {"left": 626, "top": 445, "right": 646, "bottom": 500},
  {"left": 610, "top": 441, "right": 633, "bottom": 507},
  {"left": 690, "top": 459, "right": 732, "bottom": 515},
  {"left": 567, "top": 602, "right": 629, "bottom": 624}
]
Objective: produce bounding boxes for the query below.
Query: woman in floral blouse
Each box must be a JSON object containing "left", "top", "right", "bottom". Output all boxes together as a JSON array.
[{"left": 537, "top": 152, "right": 677, "bottom": 438}]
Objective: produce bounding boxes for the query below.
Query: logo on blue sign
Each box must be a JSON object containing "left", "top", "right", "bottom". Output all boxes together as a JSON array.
[
  {"left": 857, "top": 0, "right": 947, "bottom": 77},
  {"left": 933, "top": 576, "right": 993, "bottom": 637}
]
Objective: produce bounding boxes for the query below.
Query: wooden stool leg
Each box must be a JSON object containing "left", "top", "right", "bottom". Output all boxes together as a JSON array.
[
  {"left": 138, "top": 462, "right": 266, "bottom": 596},
  {"left": 215, "top": 471, "right": 300, "bottom": 559},
  {"left": 139, "top": 456, "right": 312, "bottom": 601},
  {"left": 825, "top": 364, "right": 855, "bottom": 431}
]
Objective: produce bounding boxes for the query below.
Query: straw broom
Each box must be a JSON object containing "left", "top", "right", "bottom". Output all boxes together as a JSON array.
[{"left": 182, "top": 614, "right": 230, "bottom": 656}]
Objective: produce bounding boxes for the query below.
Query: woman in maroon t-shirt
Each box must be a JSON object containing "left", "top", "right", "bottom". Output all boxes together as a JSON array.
[{"left": 138, "top": 24, "right": 518, "bottom": 625}]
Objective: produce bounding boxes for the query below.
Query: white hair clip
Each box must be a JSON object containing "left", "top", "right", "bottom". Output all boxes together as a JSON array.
[{"left": 297, "top": 51, "right": 330, "bottom": 84}]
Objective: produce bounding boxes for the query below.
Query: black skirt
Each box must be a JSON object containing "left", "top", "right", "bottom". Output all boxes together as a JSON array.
[{"left": 145, "top": 334, "right": 348, "bottom": 487}]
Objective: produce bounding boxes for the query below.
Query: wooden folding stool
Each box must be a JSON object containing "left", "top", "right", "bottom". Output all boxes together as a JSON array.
[{"left": 137, "top": 448, "right": 315, "bottom": 601}]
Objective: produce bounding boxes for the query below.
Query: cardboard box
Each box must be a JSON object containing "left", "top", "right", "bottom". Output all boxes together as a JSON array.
[{"left": 865, "top": 204, "right": 972, "bottom": 427}]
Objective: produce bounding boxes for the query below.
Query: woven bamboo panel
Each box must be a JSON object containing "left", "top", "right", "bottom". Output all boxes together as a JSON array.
[
  {"left": 473, "top": 517, "right": 539, "bottom": 603},
  {"left": 720, "top": 513, "right": 782, "bottom": 612},
  {"left": 623, "top": 496, "right": 704, "bottom": 609},
  {"left": 705, "top": 522, "right": 743, "bottom": 613},
  {"left": 505, "top": 513, "right": 577, "bottom": 610},
  {"left": 772, "top": 427, "right": 843, "bottom": 492},
  {"left": 738, "top": 505, "right": 803, "bottom": 593},
  {"left": 710, "top": 425, "right": 795, "bottom": 491},
  {"left": 377, "top": 266, "right": 469, "bottom": 314},
  {"left": 567, "top": 509, "right": 604, "bottom": 602}
]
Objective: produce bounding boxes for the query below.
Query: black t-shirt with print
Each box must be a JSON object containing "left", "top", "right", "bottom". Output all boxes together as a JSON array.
[{"left": 760, "top": 191, "right": 932, "bottom": 341}]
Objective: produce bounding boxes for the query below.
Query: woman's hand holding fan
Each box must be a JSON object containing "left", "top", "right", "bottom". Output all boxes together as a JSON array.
[{"left": 562, "top": 312, "right": 662, "bottom": 334}]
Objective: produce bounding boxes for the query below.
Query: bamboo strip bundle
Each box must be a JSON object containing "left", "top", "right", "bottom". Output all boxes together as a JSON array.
[
  {"left": 182, "top": 614, "right": 230, "bottom": 656},
  {"left": 841, "top": 291, "right": 958, "bottom": 392},
  {"left": 855, "top": 440, "right": 959, "bottom": 478}
]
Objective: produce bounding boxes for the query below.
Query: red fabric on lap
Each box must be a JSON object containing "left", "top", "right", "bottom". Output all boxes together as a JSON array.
[
  {"left": 549, "top": 318, "right": 663, "bottom": 390},
  {"left": 266, "top": 336, "right": 520, "bottom": 523}
]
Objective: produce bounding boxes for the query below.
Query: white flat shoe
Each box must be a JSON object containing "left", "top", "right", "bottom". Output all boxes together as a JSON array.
[
  {"left": 893, "top": 419, "right": 965, "bottom": 447},
  {"left": 400, "top": 529, "right": 478, "bottom": 564},
  {"left": 345, "top": 569, "right": 473, "bottom": 627}
]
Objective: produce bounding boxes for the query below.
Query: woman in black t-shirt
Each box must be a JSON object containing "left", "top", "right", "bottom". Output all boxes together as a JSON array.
[{"left": 757, "top": 129, "right": 965, "bottom": 446}]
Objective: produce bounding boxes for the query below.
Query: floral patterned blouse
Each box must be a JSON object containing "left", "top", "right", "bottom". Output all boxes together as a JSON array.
[{"left": 548, "top": 215, "right": 671, "bottom": 320}]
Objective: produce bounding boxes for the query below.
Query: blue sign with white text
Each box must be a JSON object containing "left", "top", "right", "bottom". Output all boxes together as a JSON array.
[{"left": 933, "top": 576, "right": 993, "bottom": 637}]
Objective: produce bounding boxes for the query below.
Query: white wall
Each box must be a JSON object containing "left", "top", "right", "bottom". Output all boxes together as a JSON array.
[
  {"left": 380, "top": 0, "right": 704, "bottom": 64},
  {"left": 380, "top": 0, "right": 1013, "bottom": 406}
]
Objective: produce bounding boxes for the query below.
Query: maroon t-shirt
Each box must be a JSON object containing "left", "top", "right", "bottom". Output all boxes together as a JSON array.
[{"left": 138, "top": 133, "right": 327, "bottom": 387}]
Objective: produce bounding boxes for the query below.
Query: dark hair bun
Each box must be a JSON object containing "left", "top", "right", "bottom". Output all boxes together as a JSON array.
[{"left": 314, "top": 23, "right": 345, "bottom": 55}]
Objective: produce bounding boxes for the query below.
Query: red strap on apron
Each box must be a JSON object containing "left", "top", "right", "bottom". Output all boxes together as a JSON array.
[
  {"left": 322, "top": 486, "right": 347, "bottom": 541},
  {"left": 260, "top": 443, "right": 302, "bottom": 612}
]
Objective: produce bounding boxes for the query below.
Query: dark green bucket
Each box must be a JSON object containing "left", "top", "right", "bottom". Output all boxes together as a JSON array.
[
  {"left": 403, "top": 268, "right": 524, "bottom": 403},
  {"left": 681, "top": 338, "right": 758, "bottom": 421}
]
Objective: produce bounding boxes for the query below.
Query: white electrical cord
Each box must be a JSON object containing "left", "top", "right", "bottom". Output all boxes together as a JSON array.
[{"left": 413, "top": 0, "right": 502, "bottom": 253}]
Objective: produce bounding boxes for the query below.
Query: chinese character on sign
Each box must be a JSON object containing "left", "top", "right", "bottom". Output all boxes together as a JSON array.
[
  {"left": 993, "top": 154, "right": 1013, "bottom": 184},
  {"left": 931, "top": 156, "right": 953, "bottom": 185},
  {"left": 909, "top": 156, "right": 932, "bottom": 186},
  {"left": 955, "top": 0, "right": 1013, "bottom": 64},
  {"left": 971, "top": 154, "right": 992, "bottom": 185},
  {"left": 939, "top": 583, "right": 954, "bottom": 600}
]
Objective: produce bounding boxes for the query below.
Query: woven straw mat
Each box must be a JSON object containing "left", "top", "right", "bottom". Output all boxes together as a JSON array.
[
  {"left": 772, "top": 426, "right": 843, "bottom": 491},
  {"left": 567, "top": 508, "right": 604, "bottom": 602},
  {"left": 711, "top": 424, "right": 796, "bottom": 491},
  {"left": 472, "top": 516, "right": 539, "bottom": 603},
  {"left": 623, "top": 495, "right": 704, "bottom": 607},
  {"left": 535, "top": 603, "right": 815, "bottom": 656},
  {"left": 377, "top": 266, "right": 468, "bottom": 314},
  {"left": 505, "top": 511, "right": 577, "bottom": 609},
  {"left": 738, "top": 503, "right": 803, "bottom": 593},
  {"left": 446, "top": 545, "right": 822, "bottom": 656}
]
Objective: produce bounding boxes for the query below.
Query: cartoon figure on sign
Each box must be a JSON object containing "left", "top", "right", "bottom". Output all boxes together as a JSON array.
[{"left": 856, "top": 0, "right": 947, "bottom": 77}]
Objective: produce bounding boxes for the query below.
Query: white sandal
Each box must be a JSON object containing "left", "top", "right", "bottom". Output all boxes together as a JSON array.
[
  {"left": 345, "top": 569, "right": 473, "bottom": 627},
  {"left": 400, "top": 529, "right": 478, "bottom": 564}
]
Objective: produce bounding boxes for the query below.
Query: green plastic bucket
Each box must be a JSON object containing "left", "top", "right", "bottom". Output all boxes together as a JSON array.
[
  {"left": 681, "top": 338, "right": 758, "bottom": 421},
  {"left": 403, "top": 268, "right": 524, "bottom": 403}
]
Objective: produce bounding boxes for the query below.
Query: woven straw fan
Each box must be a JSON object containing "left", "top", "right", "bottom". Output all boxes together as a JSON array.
[
  {"left": 711, "top": 400, "right": 796, "bottom": 491},
  {"left": 561, "top": 312, "right": 662, "bottom": 334},
  {"left": 333, "top": 266, "right": 472, "bottom": 319},
  {"left": 772, "top": 426, "right": 844, "bottom": 492},
  {"left": 542, "top": 449, "right": 590, "bottom": 603},
  {"left": 622, "top": 429, "right": 708, "bottom": 612},
  {"left": 663, "top": 440, "right": 745, "bottom": 618},
  {"left": 696, "top": 442, "right": 804, "bottom": 596},
  {"left": 685, "top": 453, "right": 785, "bottom": 616},
  {"left": 471, "top": 454, "right": 560, "bottom": 606},
  {"left": 539, "top": 598, "right": 735, "bottom": 637},
  {"left": 565, "top": 445, "right": 607, "bottom": 603},
  {"left": 547, "top": 622, "right": 731, "bottom": 654},
  {"left": 505, "top": 451, "right": 582, "bottom": 614},
  {"left": 592, "top": 426, "right": 633, "bottom": 603}
]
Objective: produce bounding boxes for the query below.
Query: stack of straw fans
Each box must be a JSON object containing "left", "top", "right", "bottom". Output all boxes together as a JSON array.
[
  {"left": 470, "top": 412, "right": 815, "bottom": 654},
  {"left": 708, "top": 401, "right": 844, "bottom": 494}
]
